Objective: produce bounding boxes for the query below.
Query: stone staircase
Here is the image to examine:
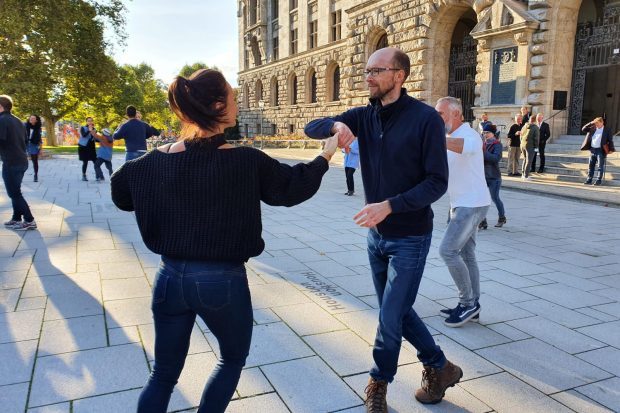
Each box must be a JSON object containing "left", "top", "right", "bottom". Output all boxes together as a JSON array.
[{"left": 499, "top": 134, "right": 620, "bottom": 205}]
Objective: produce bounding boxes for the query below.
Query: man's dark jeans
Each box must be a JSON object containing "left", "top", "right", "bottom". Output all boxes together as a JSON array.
[
  {"left": 2, "top": 163, "right": 34, "bottom": 222},
  {"left": 588, "top": 147, "right": 606, "bottom": 180},
  {"left": 531, "top": 140, "right": 546, "bottom": 171},
  {"left": 367, "top": 230, "right": 446, "bottom": 383},
  {"left": 137, "top": 257, "right": 253, "bottom": 413}
]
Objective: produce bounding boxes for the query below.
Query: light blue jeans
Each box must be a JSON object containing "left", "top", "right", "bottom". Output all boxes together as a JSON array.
[{"left": 439, "top": 206, "right": 489, "bottom": 307}]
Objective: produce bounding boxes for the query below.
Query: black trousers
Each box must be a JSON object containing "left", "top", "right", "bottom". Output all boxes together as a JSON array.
[
  {"left": 531, "top": 140, "right": 547, "bottom": 171},
  {"left": 345, "top": 167, "right": 356, "bottom": 192}
]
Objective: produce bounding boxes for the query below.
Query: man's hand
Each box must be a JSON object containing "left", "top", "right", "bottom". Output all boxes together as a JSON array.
[
  {"left": 354, "top": 201, "right": 392, "bottom": 228},
  {"left": 331, "top": 121, "right": 355, "bottom": 149}
]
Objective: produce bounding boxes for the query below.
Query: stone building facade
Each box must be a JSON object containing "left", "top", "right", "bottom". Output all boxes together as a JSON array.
[{"left": 237, "top": 0, "right": 620, "bottom": 138}]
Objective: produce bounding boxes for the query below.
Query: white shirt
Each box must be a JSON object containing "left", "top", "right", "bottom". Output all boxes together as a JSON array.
[
  {"left": 591, "top": 127, "right": 603, "bottom": 148},
  {"left": 446, "top": 123, "right": 492, "bottom": 208}
]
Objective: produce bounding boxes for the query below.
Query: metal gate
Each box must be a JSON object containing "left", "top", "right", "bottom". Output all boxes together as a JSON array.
[
  {"left": 569, "top": 3, "right": 620, "bottom": 134},
  {"left": 448, "top": 34, "right": 477, "bottom": 124}
]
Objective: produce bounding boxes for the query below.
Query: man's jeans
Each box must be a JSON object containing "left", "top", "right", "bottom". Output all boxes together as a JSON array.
[
  {"left": 507, "top": 146, "right": 520, "bottom": 175},
  {"left": 2, "top": 163, "right": 34, "bottom": 222},
  {"left": 126, "top": 150, "right": 146, "bottom": 161},
  {"left": 367, "top": 230, "right": 446, "bottom": 383},
  {"left": 137, "top": 257, "right": 253, "bottom": 413},
  {"left": 94, "top": 158, "right": 113, "bottom": 179},
  {"left": 439, "top": 206, "right": 489, "bottom": 307},
  {"left": 521, "top": 148, "right": 535, "bottom": 178},
  {"left": 588, "top": 148, "right": 606, "bottom": 180}
]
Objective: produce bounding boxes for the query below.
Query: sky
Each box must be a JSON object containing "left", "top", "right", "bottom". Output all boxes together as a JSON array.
[{"left": 109, "top": 0, "right": 239, "bottom": 86}]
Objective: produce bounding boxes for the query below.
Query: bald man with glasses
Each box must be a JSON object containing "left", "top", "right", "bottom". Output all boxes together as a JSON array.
[{"left": 305, "top": 47, "right": 462, "bottom": 412}]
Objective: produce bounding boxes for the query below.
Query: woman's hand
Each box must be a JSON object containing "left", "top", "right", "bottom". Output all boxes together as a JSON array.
[{"left": 320, "top": 134, "right": 339, "bottom": 161}]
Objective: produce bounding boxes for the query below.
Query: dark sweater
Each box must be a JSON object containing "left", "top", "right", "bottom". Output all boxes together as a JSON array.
[
  {"left": 507, "top": 124, "right": 521, "bottom": 147},
  {"left": 110, "top": 136, "right": 329, "bottom": 261},
  {"left": 0, "top": 112, "right": 28, "bottom": 166},
  {"left": 113, "top": 119, "right": 159, "bottom": 152},
  {"left": 305, "top": 89, "right": 449, "bottom": 237}
]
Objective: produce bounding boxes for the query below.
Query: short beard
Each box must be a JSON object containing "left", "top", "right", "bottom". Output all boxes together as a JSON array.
[{"left": 370, "top": 82, "right": 396, "bottom": 100}]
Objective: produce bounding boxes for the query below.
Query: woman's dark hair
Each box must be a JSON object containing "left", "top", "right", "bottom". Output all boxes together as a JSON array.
[
  {"left": 168, "top": 69, "right": 229, "bottom": 136},
  {"left": 27, "top": 114, "right": 42, "bottom": 129}
]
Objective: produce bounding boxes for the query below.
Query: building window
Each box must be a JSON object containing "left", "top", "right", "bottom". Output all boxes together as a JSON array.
[
  {"left": 244, "top": 123, "right": 249, "bottom": 137},
  {"left": 309, "top": 20, "right": 318, "bottom": 49},
  {"left": 289, "top": 73, "right": 298, "bottom": 105},
  {"left": 271, "top": 77, "right": 279, "bottom": 106},
  {"left": 306, "top": 69, "right": 317, "bottom": 103},
  {"left": 255, "top": 79, "right": 263, "bottom": 106},
  {"left": 271, "top": 123, "right": 277, "bottom": 135},
  {"left": 272, "top": 37, "right": 279, "bottom": 60},
  {"left": 290, "top": 28, "right": 298, "bottom": 54},
  {"left": 271, "top": 0, "right": 279, "bottom": 19},
  {"left": 376, "top": 33, "right": 388, "bottom": 51},
  {"left": 249, "top": 0, "right": 258, "bottom": 25},
  {"left": 244, "top": 50, "right": 249, "bottom": 70},
  {"left": 331, "top": 10, "right": 342, "bottom": 41},
  {"left": 256, "top": 123, "right": 262, "bottom": 136},
  {"left": 243, "top": 83, "right": 249, "bottom": 108},
  {"left": 289, "top": 124, "right": 295, "bottom": 134},
  {"left": 332, "top": 65, "right": 340, "bottom": 101},
  {"left": 290, "top": 0, "right": 298, "bottom": 10}
]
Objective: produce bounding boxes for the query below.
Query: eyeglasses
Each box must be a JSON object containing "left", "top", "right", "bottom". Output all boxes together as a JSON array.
[{"left": 363, "top": 68, "right": 402, "bottom": 77}]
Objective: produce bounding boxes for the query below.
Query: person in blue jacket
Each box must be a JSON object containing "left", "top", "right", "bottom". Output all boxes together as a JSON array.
[
  {"left": 113, "top": 105, "right": 160, "bottom": 161},
  {"left": 479, "top": 124, "right": 506, "bottom": 229},
  {"left": 305, "top": 47, "right": 462, "bottom": 410},
  {"left": 343, "top": 138, "right": 359, "bottom": 195}
]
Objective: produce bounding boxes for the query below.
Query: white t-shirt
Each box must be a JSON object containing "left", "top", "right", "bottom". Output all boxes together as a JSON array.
[
  {"left": 446, "top": 123, "right": 492, "bottom": 208},
  {"left": 591, "top": 127, "right": 603, "bottom": 148}
]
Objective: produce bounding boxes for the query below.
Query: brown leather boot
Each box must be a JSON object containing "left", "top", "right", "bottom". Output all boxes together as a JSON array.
[
  {"left": 414, "top": 360, "right": 463, "bottom": 404},
  {"left": 364, "top": 377, "right": 388, "bottom": 413}
]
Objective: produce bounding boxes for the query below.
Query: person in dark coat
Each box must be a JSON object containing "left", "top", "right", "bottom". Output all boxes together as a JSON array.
[
  {"left": 479, "top": 124, "right": 506, "bottom": 229},
  {"left": 25, "top": 114, "right": 42, "bottom": 182},
  {"left": 581, "top": 117, "right": 615, "bottom": 185},
  {"left": 531, "top": 113, "right": 550, "bottom": 173},
  {"left": 78, "top": 117, "right": 98, "bottom": 181}
]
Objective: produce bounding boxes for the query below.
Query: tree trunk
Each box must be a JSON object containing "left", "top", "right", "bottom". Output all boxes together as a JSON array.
[{"left": 42, "top": 113, "right": 59, "bottom": 146}]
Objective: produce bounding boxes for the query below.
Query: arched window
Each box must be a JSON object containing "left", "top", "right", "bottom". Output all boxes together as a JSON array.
[
  {"left": 255, "top": 79, "right": 263, "bottom": 106},
  {"left": 242, "top": 83, "right": 249, "bottom": 108},
  {"left": 306, "top": 68, "right": 317, "bottom": 104},
  {"left": 288, "top": 73, "right": 298, "bottom": 105},
  {"left": 326, "top": 63, "right": 341, "bottom": 102},
  {"left": 376, "top": 33, "right": 388, "bottom": 51},
  {"left": 270, "top": 76, "right": 279, "bottom": 106}
]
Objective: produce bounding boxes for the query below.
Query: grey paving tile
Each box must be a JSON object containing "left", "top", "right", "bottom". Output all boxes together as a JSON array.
[
  {"left": 345, "top": 363, "right": 492, "bottom": 413},
  {"left": 0, "top": 288, "right": 20, "bottom": 312},
  {"left": 534, "top": 272, "right": 609, "bottom": 291},
  {"left": 575, "top": 378, "right": 620, "bottom": 412},
  {"left": 98, "top": 261, "right": 145, "bottom": 279},
  {"left": 271, "top": 302, "right": 347, "bottom": 336},
  {"left": 44, "top": 291, "right": 103, "bottom": 320},
  {"left": 488, "top": 258, "right": 549, "bottom": 276},
  {"left": 433, "top": 335, "right": 502, "bottom": 380},
  {"left": 476, "top": 339, "right": 612, "bottom": 394},
  {"left": 104, "top": 297, "right": 152, "bottom": 328},
  {"left": 166, "top": 352, "right": 218, "bottom": 412},
  {"left": 479, "top": 280, "right": 536, "bottom": 303},
  {"left": 522, "top": 283, "right": 613, "bottom": 309},
  {"left": 459, "top": 372, "right": 572, "bottom": 412},
  {"left": 324, "top": 250, "right": 368, "bottom": 267},
  {"left": 101, "top": 277, "right": 151, "bottom": 301},
  {"left": 424, "top": 316, "right": 511, "bottom": 350},
  {"left": 577, "top": 320, "right": 620, "bottom": 348},
  {"left": 248, "top": 255, "right": 309, "bottom": 274},
  {"left": 482, "top": 268, "right": 541, "bottom": 288},
  {"left": 576, "top": 347, "right": 620, "bottom": 377},
  {"left": 72, "top": 388, "right": 141, "bottom": 413},
  {"left": 17, "top": 296, "right": 47, "bottom": 311},
  {"left": 330, "top": 274, "right": 376, "bottom": 297},
  {"left": 21, "top": 273, "right": 101, "bottom": 299},
  {"left": 551, "top": 390, "right": 613, "bottom": 413},
  {"left": 514, "top": 299, "right": 602, "bottom": 328},
  {"left": 29, "top": 344, "right": 149, "bottom": 407},
  {"left": 438, "top": 294, "right": 534, "bottom": 325},
  {"left": 140, "top": 322, "right": 210, "bottom": 361},
  {"left": 487, "top": 322, "right": 531, "bottom": 341},
  {"left": 0, "top": 309, "right": 44, "bottom": 343},
  {"left": 39, "top": 315, "right": 107, "bottom": 355},
  {"left": 591, "top": 302, "right": 620, "bottom": 318},
  {"left": 0, "top": 382, "right": 29, "bottom": 413},
  {"left": 262, "top": 356, "right": 361, "bottom": 412},
  {"left": 226, "top": 393, "right": 289, "bottom": 413},
  {"left": 507, "top": 316, "right": 606, "bottom": 354},
  {"left": 249, "top": 282, "right": 311, "bottom": 309},
  {"left": 304, "top": 330, "right": 377, "bottom": 376},
  {"left": 252, "top": 308, "right": 280, "bottom": 324},
  {"left": 27, "top": 402, "right": 71, "bottom": 413},
  {"left": 0, "top": 270, "right": 28, "bottom": 289},
  {"left": 108, "top": 325, "right": 140, "bottom": 346},
  {"left": 334, "top": 309, "right": 379, "bottom": 344},
  {"left": 575, "top": 307, "right": 619, "bottom": 322},
  {"left": 304, "top": 259, "right": 357, "bottom": 277}
]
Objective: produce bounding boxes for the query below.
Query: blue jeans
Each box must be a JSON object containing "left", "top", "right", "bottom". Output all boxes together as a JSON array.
[
  {"left": 439, "top": 206, "right": 489, "bottom": 307},
  {"left": 588, "top": 148, "right": 605, "bottom": 180},
  {"left": 137, "top": 257, "right": 253, "bottom": 413},
  {"left": 125, "top": 150, "right": 146, "bottom": 161},
  {"left": 486, "top": 179, "right": 505, "bottom": 218},
  {"left": 367, "top": 230, "right": 446, "bottom": 382},
  {"left": 2, "top": 163, "right": 34, "bottom": 222}
]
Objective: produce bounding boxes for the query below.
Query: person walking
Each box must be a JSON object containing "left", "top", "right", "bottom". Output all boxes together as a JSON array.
[
  {"left": 0, "top": 95, "right": 37, "bottom": 230},
  {"left": 520, "top": 116, "right": 539, "bottom": 181},
  {"left": 113, "top": 106, "right": 160, "bottom": 161},
  {"left": 506, "top": 114, "right": 522, "bottom": 176},
  {"left": 478, "top": 124, "right": 506, "bottom": 229},
  {"left": 78, "top": 117, "right": 98, "bottom": 181},
  {"left": 435, "top": 96, "right": 490, "bottom": 328},
  {"left": 305, "top": 47, "right": 462, "bottom": 411},
  {"left": 111, "top": 69, "right": 338, "bottom": 413},
  {"left": 581, "top": 117, "right": 614, "bottom": 185},
  {"left": 94, "top": 128, "right": 114, "bottom": 181},
  {"left": 531, "top": 113, "right": 550, "bottom": 173},
  {"left": 343, "top": 138, "right": 359, "bottom": 195},
  {"left": 25, "top": 114, "right": 42, "bottom": 182}
]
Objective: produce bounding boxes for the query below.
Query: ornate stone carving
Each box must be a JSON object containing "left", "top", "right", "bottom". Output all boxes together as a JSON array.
[{"left": 514, "top": 32, "right": 528, "bottom": 45}]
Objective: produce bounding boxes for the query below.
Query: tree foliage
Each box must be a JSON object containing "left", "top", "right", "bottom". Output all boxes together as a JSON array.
[
  {"left": 0, "top": 0, "right": 127, "bottom": 144},
  {"left": 178, "top": 62, "right": 219, "bottom": 79}
]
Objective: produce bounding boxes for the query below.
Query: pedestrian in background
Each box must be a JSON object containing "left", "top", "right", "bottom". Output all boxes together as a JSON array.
[
  {"left": 532, "top": 113, "right": 550, "bottom": 173},
  {"left": 113, "top": 106, "right": 160, "bottom": 161},
  {"left": 506, "top": 114, "right": 522, "bottom": 176},
  {"left": 78, "top": 117, "right": 98, "bottom": 181},
  {"left": 479, "top": 124, "right": 506, "bottom": 229},
  {"left": 343, "top": 138, "right": 359, "bottom": 196},
  {"left": 25, "top": 114, "right": 42, "bottom": 182},
  {"left": 581, "top": 117, "right": 614, "bottom": 185},
  {"left": 94, "top": 128, "right": 114, "bottom": 181},
  {"left": 520, "top": 116, "right": 539, "bottom": 181}
]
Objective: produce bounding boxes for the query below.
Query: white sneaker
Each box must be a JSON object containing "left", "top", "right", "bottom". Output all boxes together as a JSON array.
[
  {"left": 524, "top": 176, "right": 532, "bottom": 181},
  {"left": 12, "top": 220, "right": 37, "bottom": 231},
  {"left": 4, "top": 219, "right": 20, "bottom": 227}
]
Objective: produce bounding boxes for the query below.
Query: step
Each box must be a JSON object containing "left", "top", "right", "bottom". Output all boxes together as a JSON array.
[
  {"left": 555, "top": 135, "right": 586, "bottom": 145},
  {"left": 498, "top": 160, "right": 620, "bottom": 174},
  {"left": 500, "top": 152, "right": 620, "bottom": 166}
]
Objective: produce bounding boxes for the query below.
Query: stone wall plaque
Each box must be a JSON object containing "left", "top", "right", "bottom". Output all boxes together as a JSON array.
[{"left": 491, "top": 47, "right": 518, "bottom": 104}]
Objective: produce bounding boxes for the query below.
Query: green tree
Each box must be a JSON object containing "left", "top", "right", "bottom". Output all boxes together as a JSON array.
[
  {"left": 178, "top": 62, "right": 219, "bottom": 79},
  {"left": 0, "top": 0, "right": 127, "bottom": 145}
]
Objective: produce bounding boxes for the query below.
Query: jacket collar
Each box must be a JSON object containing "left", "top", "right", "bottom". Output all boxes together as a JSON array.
[{"left": 370, "top": 88, "right": 408, "bottom": 114}]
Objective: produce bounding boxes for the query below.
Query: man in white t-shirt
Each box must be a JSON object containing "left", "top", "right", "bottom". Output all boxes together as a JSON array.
[{"left": 435, "top": 97, "right": 491, "bottom": 328}]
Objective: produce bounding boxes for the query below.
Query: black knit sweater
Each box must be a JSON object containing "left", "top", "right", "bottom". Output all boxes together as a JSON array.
[{"left": 111, "top": 136, "right": 329, "bottom": 261}]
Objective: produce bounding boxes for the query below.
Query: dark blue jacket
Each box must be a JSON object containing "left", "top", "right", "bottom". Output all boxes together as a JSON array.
[
  {"left": 305, "top": 89, "right": 448, "bottom": 236},
  {"left": 113, "top": 119, "right": 159, "bottom": 152}
]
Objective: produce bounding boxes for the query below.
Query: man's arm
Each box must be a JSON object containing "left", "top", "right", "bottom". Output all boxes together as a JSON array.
[
  {"left": 446, "top": 137, "right": 464, "bottom": 154},
  {"left": 113, "top": 123, "right": 127, "bottom": 141},
  {"left": 0, "top": 118, "right": 7, "bottom": 141},
  {"left": 305, "top": 107, "right": 364, "bottom": 148}
]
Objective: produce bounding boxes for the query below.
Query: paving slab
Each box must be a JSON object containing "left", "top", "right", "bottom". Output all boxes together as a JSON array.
[
  {"left": 0, "top": 309, "right": 44, "bottom": 343},
  {"left": 39, "top": 315, "right": 107, "bottom": 355},
  {"left": 576, "top": 346, "right": 620, "bottom": 377},
  {"left": 575, "top": 377, "right": 620, "bottom": 412},
  {"left": 551, "top": 390, "right": 614, "bottom": 413},
  {"left": 271, "top": 302, "right": 347, "bottom": 336},
  {"left": 226, "top": 393, "right": 289, "bottom": 413},
  {"left": 236, "top": 367, "right": 274, "bottom": 398},
  {"left": 0, "top": 382, "right": 30, "bottom": 413},
  {"left": 72, "top": 388, "right": 141, "bottom": 413},
  {"left": 577, "top": 320, "right": 620, "bottom": 348}
]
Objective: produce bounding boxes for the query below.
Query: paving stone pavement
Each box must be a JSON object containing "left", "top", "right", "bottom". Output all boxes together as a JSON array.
[{"left": 1, "top": 151, "right": 619, "bottom": 413}]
